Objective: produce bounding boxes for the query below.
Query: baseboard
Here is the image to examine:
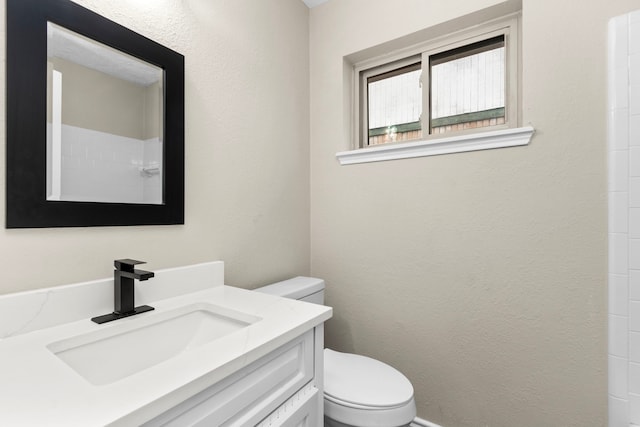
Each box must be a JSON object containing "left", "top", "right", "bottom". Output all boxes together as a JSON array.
[{"left": 411, "top": 416, "right": 443, "bottom": 427}]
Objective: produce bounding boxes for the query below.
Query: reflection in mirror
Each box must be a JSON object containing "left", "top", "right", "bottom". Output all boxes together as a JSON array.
[{"left": 46, "top": 22, "right": 164, "bottom": 204}]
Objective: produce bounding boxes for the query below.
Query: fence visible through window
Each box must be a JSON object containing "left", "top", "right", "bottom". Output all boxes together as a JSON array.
[
  {"left": 367, "top": 63, "right": 422, "bottom": 145},
  {"left": 365, "top": 35, "right": 506, "bottom": 146},
  {"left": 430, "top": 35, "right": 505, "bottom": 135}
]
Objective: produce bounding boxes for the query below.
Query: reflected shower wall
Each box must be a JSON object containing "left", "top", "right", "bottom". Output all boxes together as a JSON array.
[
  {"left": 45, "top": 22, "right": 163, "bottom": 205},
  {"left": 46, "top": 124, "right": 162, "bottom": 204},
  {"left": 608, "top": 9, "right": 640, "bottom": 427}
]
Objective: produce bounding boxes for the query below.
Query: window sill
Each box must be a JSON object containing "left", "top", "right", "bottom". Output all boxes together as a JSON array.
[{"left": 336, "top": 126, "right": 534, "bottom": 165}]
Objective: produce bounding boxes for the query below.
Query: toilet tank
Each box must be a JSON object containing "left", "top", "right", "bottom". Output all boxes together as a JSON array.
[{"left": 254, "top": 276, "right": 325, "bottom": 305}]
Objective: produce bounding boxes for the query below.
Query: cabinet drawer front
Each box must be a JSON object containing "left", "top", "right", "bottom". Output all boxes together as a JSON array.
[{"left": 145, "top": 330, "right": 314, "bottom": 427}]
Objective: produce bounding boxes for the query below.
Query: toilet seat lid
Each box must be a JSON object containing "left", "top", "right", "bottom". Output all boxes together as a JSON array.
[{"left": 324, "top": 348, "right": 414, "bottom": 409}]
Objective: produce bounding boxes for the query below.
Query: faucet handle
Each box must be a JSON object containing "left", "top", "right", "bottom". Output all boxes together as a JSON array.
[{"left": 114, "top": 259, "right": 147, "bottom": 272}]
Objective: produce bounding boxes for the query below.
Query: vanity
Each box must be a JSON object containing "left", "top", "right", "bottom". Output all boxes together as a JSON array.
[{"left": 0, "top": 261, "right": 332, "bottom": 426}]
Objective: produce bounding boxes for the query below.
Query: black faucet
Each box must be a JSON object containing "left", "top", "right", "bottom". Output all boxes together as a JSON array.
[{"left": 91, "top": 259, "right": 155, "bottom": 324}]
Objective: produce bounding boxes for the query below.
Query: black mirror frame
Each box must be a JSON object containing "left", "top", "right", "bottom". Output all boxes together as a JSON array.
[{"left": 6, "top": 0, "right": 185, "bottom": 228}]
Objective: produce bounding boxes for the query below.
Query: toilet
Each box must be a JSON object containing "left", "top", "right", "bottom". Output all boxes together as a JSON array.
[{"left": 255, "top": 277, "right": 416, "bottom": 427}]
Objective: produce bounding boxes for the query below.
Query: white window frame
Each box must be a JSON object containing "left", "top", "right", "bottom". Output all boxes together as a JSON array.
[{"left": 340, "top": 13, "right": 534, "bottom": 165}]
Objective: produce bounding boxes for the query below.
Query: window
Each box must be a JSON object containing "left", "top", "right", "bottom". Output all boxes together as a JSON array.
[
  {"left": 430, "top": 35, "right": 505, "bottom": 135},
  {"left": 355, "top": 15, "right": 519, "bottom": 149},
  {"left": 366, "top": 60, "right": 422, "bottom": 145}
]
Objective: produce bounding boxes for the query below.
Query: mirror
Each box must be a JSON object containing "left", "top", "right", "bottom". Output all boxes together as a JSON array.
[
  {"left": 7, "top": 0, "right": 184, "bottom": 227},
  {"left": 46, "top": 23, "right": 164, "bottom": 205}
]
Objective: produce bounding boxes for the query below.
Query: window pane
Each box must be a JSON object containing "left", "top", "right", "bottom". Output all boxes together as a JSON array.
[
  {"left": 430, "top": 36, "right": 505, "bottom": 135},
  {"left": 367, "top": 63, "right": 422, "bottom": 145}
]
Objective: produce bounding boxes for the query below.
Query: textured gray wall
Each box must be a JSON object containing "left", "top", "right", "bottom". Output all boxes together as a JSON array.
[
  {"left": 0, "top": 0, "right": 311, "bottom": 293},
  {"left": 309, "top": 0, "right": 637, "bottom": 425}
]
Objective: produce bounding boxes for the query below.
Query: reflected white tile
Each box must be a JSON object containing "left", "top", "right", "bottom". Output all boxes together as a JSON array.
[
  {"left": 632, "top": 362, "right": 640, "bottom": 394},
  {"left": 632, "top": 239, "right": 640, "bottom": 270},
  {"left": 631, "top": 54, "right": 640, "bottom": 87},
  {"left": 632, "top": 209, "right": 640, "bottom": 239},
  {"left": 632, "top": 301, "right": 640, "bottom": 330},
  {"left": 609, "top": 394, "right": 629, "bottom": 427},
  {"left": 609, "top": 16, "right": 628, "bottom": 71},
  {"left": 632, "top": 393, "right": 640, "bottom": 424},
  {"left": 632, "top": 115, "right": 640, "bottom": 146},
  {"left": 631, "top": 178, "right": 640, "bottom": 207},
  {"left": 611, "top": 151, "right": 629, "bottom": 192},
  {"left": 610, "top": 110, "right": 630, "bottom": 150},
  {"left": 611, "top": 355, "right": 629, "bottom": 398},
  {"left": 610, "top": 274, "right": 629, "bottom": 315},
  {"left": 611, "top": 233, "right": 629, "bottom": 274},
  {"left": 614, "top": 68, "right": 630, "bottom": 109},
  {"left": 612, "top": 193, "right": 630, "bottom": 233},
  {"left": 611, "top": 314, "right": 629, "bottom": 356},
  {"left": 632, "top": 332, "right": 640, "bottom": 362},
  {"left": 610, "top": 16, "right": 630, "bottom": 108},
  {"left": 632, "top": 270, "right": 640, "bottom": 300},
  {"left": 616, "top": 14, "right": 629, "bottom": 52},
  {"left": 632, "top": 147, "right": 640, "bottom": 177},
  {"left": 633, "top": 86, "right": 640, "bottom": 116},
  {"left": 631, "top": 19, "right": 640, "bottom": 54}
]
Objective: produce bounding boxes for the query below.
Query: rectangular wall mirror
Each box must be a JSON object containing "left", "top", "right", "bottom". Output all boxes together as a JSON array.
[
  {"left": 46, "top": 22, "right": 165, "bottom": 205},
  {"left": 7, "top": 0, "right": 185, "bottom": 228}
]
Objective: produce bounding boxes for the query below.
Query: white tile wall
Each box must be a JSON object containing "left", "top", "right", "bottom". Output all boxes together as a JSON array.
[
  {"left": 611, "top": 354, "right": 629, "bottom": 399},
  {"left": 631, "top": 147, "right": 640, "bottom": 177},
  {"left": 46, "top": 124, "right": 163, "bottom": 204},
  {"left": 631, "top": 87, "right": 640, "bottom": 117},
  {"left": 609, "top": 11, "right": 640, "bottom": 426},
  {"left": 611, "top": 275, "right": 630, "bottom": 315},
  {"left": 610, "top": 233, "right": 629, "bottom": 275},
  {"left": 630, "top": 332, "right": 640, "bottom": 360},
  {"left": 631, "top": 240, "right": 640, "bottom": 270},
  {"left": 629, "top": 208, "right": 640, "bottom": 237},
  {"left": 612, "top": 110, "right": 631, "bottom": 150},
  {"left": 631, "top": 301, "right": 640, "bottom": 332},
  {"left": 632, "top": 271, "right": 640, "bottom": 300},
  {"left": 611, "top": 395, "right": 629, "bottom": 427},
  {"left": 631, "top": 115, "right": 640, "bottom": 145},
  {"left": 613, "top": 314, "right": 630, "bottom": 356},
  {"left": 632, "top": 394, "right": 640, "bottom": 425},
  {"left": 142, "top": 138, "right": 163, "bottom": 204}
]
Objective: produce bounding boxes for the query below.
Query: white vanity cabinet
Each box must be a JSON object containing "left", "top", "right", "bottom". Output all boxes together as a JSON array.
[
  {"left": 0, "top": 262, "right": 332, "bottom": 426},
  {"left": 144, "top": 325, "right": 325, "bottom": 427}
]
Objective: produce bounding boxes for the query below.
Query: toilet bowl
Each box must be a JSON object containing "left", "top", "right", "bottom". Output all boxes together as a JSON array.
[
  {"left": 324, "top": 348, "right": 416, "bottom": 427},
  {"left": 254, "top": 277, "right": 417, "bottom": 427}
]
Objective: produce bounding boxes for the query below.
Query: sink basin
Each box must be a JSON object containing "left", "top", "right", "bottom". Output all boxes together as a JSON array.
[{"left": 47, "top": 303, "right": 261, "bottom": 385}]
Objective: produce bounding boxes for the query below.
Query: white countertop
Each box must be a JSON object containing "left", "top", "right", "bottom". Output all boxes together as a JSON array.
[{"left": 0, "top": 262, "right": 332, "bottom": 426}]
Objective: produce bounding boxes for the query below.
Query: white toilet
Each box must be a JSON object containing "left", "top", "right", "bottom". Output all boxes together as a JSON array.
[{"left": 255, "top": 277, "right": 416, "bottom": 427}]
